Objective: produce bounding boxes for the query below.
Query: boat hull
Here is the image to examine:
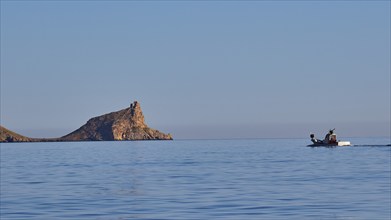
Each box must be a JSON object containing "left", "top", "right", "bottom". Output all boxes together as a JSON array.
[{"left": 307, "top": 141, "right": 351, "bottom": 147}]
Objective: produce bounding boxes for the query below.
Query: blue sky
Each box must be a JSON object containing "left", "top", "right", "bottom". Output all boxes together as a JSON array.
[{"left": 1, "top": 1, "right": 390, "bottom": 139}]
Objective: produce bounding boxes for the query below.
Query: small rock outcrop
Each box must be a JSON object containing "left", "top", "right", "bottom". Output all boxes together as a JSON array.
[
  {"left": 61, "top": 101, "right": 172, "bottom": 141},
  {"left": 0, "top": 125, "right": 34, "bottom": 142}
]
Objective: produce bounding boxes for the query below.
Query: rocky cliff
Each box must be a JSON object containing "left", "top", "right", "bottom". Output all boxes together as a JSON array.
[
  {"left": 61, "top": 101, "right": 172, "bottom": 141},
  {"left": 0, "top": 125, "right": 34, "bottom": 142},
  {"left": 1, "top": 101, "right": 172, "bottom": 142}
]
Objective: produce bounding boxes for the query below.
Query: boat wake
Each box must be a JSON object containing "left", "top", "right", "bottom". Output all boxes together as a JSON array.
[{"left": 352, "top": 144, "right": 391, "bottom": 147}]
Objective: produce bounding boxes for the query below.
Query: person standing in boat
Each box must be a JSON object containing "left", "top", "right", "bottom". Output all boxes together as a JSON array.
[{"left": 324, "top": 129, "right": 337, "bottom": 144}]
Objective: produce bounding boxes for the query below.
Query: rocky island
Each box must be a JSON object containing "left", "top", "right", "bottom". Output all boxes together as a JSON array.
[{"left": 0, "top": 101, "right": 172, "bottom": 142}]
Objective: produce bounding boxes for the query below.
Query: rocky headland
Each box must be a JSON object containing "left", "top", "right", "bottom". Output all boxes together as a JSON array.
[
  {"left": 0, "top": 125, "right": 36, "bottom": 142},
  {"left": 0, "top": 101, "right": 172, "bottom": 142}
]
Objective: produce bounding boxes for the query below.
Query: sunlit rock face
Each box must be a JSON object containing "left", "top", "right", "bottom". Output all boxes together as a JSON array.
[
  {"left": 62, "top": 101, "right": 172, "bottom": 141},
  {"left": 0, "top": 125, "right": 33, "bottom": 142}
]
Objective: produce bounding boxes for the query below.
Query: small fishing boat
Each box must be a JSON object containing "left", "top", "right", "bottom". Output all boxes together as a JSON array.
[{"left": 308, "top": 129, "right": 351, "bottom": 147}]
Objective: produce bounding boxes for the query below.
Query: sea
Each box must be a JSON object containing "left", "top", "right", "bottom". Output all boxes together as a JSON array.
[{"left": 1, "top": 138, "right": 390, "bottom": 220}]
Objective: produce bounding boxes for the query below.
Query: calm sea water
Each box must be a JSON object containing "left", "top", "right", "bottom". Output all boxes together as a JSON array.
[{"left": 1, "top": 138, "right": 390, "bottom": 220}]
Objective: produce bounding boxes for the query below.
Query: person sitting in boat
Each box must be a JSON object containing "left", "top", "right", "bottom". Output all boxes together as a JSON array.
[
  {"left": 310, "top": 133, "right": 322, "bottom": 144},
  {"left": 324, "top": 129, "right": 337, "bottom": 144}
]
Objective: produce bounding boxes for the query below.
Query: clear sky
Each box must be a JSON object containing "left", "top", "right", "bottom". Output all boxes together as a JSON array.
[{"left": 1, "top": 1, "right": 390, "bottom": 139}]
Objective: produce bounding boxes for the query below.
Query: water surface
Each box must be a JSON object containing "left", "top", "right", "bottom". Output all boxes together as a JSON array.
[{"left": 1, "top": 138, "right": 390, "bottom": 219}]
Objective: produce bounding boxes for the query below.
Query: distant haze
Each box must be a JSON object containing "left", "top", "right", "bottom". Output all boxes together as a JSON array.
[{"left": 1, "top": 1, "right": 390, "bottom": 139}]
